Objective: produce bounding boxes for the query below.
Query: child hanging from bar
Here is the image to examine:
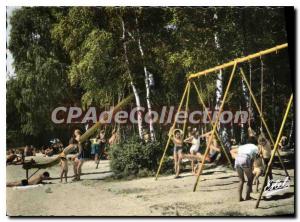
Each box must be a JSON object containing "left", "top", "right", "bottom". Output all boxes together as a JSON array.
[{"left": 169, "top": 128, "right": 183, "bottom": 179}]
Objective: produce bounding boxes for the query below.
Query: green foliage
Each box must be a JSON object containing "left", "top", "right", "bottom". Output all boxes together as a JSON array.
[
  {"left": 109, "top": 135, "right": 164, "bottom": 178},
  {"left": 7, "top": 6, "right": 293, "bottom": 148},
  {"left": 7, "top": 7, "right": 73, "bottom": 146}
]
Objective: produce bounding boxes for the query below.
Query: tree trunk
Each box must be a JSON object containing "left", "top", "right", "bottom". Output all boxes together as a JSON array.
[
  {"left": 213, "top": 11, "right": 230, "bottom": 148},
  {"left": 135, "top": 16, "right": 155, "bottom": 141},
  {"left": 121, "top": 18, "right": 143, "bottom": 139},
  {"left": 241, "top": 78, "right": 250, "bottom": 143},
  {"left": 288, "top": 107, "right": 294, "bottom": 148},
  {"left": 272, "top": 71, "right": 276, "bottom": 134}
]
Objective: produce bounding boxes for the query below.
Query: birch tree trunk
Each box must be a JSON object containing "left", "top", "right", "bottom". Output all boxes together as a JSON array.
[
  {"left": 288, "top": 107, "right": 294, "bottom": 148},
  {"left": 241, "top": 78, "right": 250, "bottom": 143},
  {"left": 121, "top": 18, "right": 143, "bottom": 139},
  {"left": 135, "top": 16, "right": 155, "bottom": 141},
  {"left": 213, "top": 12, "right": 229, "bottom": 147}
]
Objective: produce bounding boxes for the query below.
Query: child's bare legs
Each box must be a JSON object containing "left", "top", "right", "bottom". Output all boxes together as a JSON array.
[
  {"left": 264, "top": 158, "right": 273, "bottom": 180},
  {"left": 254, "top": 174, "right": 259, "bottom": 192},
  {"left": 73, "top": 160, "right": 78, "bottom": 180},
  {"left": 6, "top": 181, "right": 22, "bottom": 187},
  {"left": 76, "top": 160, "right": 83, "bottom": 180},
  {"left": 253, "top": 169, "right": 261, "bottom": 192},
  {"left": 190, "top": 150, "right": 196, "bottom": 174},
  {"left": 94, "top": 154, "right": 99, "bottom": 164},
  {"left": 64, "top": 170, "right": 68, "bottom": 183},
  {"left": 176, "top": 151, "right": 183, "bottom": 177},
  {"left": 60, "top": 169, "right": 64, "bottom": 183},
  {"left": 173, "top": 152, "right": 178, "bottom": 174}
]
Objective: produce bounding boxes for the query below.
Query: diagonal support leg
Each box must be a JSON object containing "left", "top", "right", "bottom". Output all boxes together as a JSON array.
[
  {"left": 182, "top": 82, "right": 191, "bottom": 137},
  {"left": 193, "top": 62, "right": 237, "bottom": 192},
  {"left": 192, "top": 81, "right": 233, "bottom": 169},
  {"left": 255, "top": 94, "right": 293, "bottom": 208},
  {"left": 155, "top": 81, "right": 191, "bottom": 180}
]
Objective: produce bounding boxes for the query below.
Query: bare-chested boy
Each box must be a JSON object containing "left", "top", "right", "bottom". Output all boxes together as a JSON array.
[
  {"left": 59, "top": 154, "right": 68, "bottom": 183},
  {"left": 258, "top": 133, "right": 272, "bottom": 180},
  {"left": 169, "top": 129, "right": 183, "bottom": 179},
  {"left": 6, "top": 171, "right": 50, "bottom": 187}
]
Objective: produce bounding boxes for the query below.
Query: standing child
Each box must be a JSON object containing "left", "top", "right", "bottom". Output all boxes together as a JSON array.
[
  {"left": 169, "top": 128, "right": 183, "bottom": 179},
  {"left": 184, "top": 130, "right": 201, "bottom": 175},
  {"left": 59, "top": 153, "right": 68, "bottom": 183},
  {"left": 258, "top": 133, "right": 272, "bottom": 180},
  {"left": 252, "top": 154, "right": 263, "bottom": 192}
]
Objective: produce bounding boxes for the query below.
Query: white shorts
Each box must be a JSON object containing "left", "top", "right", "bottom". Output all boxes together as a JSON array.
[{"left": 190, "top": 145, "right": 199, "bottom": 153}]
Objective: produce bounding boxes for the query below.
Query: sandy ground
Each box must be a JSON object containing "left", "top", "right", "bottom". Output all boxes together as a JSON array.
[{"left": 7, "top": 154, "right": 294, "bottom": 216}]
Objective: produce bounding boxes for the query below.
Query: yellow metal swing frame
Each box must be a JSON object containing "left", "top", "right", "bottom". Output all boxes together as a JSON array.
[{"left": 154, "top": 43, "right": 293, "bottom": 209}]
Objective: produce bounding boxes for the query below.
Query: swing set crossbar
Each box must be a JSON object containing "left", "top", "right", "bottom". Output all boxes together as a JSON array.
[
  {"left": 188, "top": 43, "right": 288, "bottom": 80},
  {"left": 154, "top": 42, "right": 292, "bottom": 210}
]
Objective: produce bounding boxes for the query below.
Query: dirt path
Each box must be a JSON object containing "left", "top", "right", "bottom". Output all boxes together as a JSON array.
[{"left": 7, "top": 157, "right": 294, "bottom": 216}]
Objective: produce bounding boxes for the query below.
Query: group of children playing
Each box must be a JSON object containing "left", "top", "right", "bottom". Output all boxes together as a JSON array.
[
  {"left": 170, "top": 126, "right": 221, "bottom": 178},
  {"left": 169, "top": 124, "right": 280, "bottom": 202}
]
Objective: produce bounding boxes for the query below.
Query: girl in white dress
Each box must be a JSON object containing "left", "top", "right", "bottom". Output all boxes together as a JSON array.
[{"left": 184, "top": 130, "right": 201, "bottom": 174}]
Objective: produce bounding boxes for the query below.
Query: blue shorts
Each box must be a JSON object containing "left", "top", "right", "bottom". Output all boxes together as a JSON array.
[{"left": 91, "top": 144, "right": 100, "bottom": 155}]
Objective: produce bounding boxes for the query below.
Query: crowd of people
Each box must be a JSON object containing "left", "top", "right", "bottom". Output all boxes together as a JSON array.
[
  {"left": 6, "top": 125, "right": 289, "bottom": 200},
  {"left": 6, "top": 128, "right": 119, "bottom": 186}
]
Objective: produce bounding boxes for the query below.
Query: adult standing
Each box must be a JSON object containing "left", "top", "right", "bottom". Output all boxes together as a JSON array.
[{"left": 230, "top": 136, "right": 259, "bottom": 201}]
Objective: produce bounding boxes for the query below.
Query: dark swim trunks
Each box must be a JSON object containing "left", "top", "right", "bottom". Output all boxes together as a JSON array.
[{"left": 21, "top": 179, "right": 28, "bottom": 186}]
